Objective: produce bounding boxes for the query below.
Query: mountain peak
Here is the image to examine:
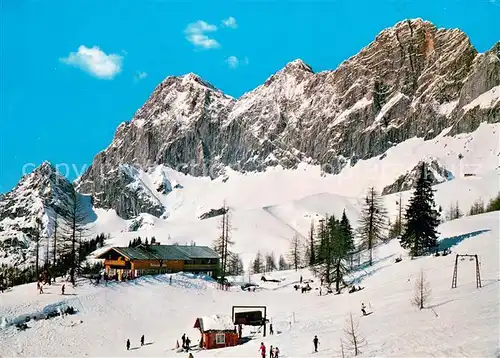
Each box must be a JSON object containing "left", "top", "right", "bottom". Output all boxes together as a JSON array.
[
  {"left": 179, "top": 72, "right": 219, "bottom": 91},
  {"left": 282, "top": 59, "right": 313, "bottom": 74}
]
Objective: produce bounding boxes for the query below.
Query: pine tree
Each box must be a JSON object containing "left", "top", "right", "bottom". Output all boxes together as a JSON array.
[
  {"left": 288, "top": 235, "right": 302, "bottom": 272},
  {"left": 265, "top": 252, "right": 277, "bottom": 272},
  {"left": 400, "top": 163, "right": 440, "bottom": 257},
  {"left": 278, "top": 255, "right": 288, "bottom": 271},
  {"left": 252, "top": 251, "right": 264, "bottom": 274},
  {"left": 308, "top": 220, "right": 316, "bottom": 266},
  {"left": 357, "top": 187, "right": 388, "bottom": 266}
]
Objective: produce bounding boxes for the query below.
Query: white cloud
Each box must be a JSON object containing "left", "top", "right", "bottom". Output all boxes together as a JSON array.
[
  {"left": 184, "top": 20, "right": 220, "bottom": 49},
  {"left": 226, "top": 56, "right": 239, "bottom": 69},
  {"left": 222, "top": 16, "right": 237, "bottom": 29},
  {"left": 60, "top": 45, "right": 123, "bottom": 79},
  {"left": 134, "top": 71, "right": 148, "bottom": 82},
  {"left": 226, "top": 56, "right": 249, "bottom": 69}
]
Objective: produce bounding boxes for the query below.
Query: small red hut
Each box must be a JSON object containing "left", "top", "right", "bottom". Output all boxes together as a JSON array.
[{"left": 194, "top": 314, "right": 238, "bottom": 350}]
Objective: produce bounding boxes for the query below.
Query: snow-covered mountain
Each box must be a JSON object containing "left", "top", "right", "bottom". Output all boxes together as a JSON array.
[
  {"left": 1, "top": 19, "right": 499, "bottom": 269},
  {"left": 0, "top": 162, "right": 95, "bottom": 267},
  {"left": 78, "top": 19, "right": 499, "bottom": 217}
]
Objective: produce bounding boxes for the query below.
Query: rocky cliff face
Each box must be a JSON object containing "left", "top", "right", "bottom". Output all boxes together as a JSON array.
[
  {"left": 76, "top": 19, "right": 500, "bottom": 218},
  {"left": 381, "top": 159, "right": 453, "bottom": 195},
  {"left": 0, "top": 162, "right": 93, "bottom": 267}
]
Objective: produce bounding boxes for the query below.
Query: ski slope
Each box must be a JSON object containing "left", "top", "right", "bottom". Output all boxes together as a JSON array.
[{"left": 1, "top": 212, "right": 498, "bottom": 357}]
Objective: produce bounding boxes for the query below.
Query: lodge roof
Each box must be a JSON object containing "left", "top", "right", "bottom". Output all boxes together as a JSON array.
[
  {"left": 96, "top": 244, "right": 219, "bottom": 261},
  {"left": 194, "top": 314, "right": 235, "bottom": 332}
]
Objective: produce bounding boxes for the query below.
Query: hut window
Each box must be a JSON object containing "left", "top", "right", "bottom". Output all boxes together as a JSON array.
[{"left": 215, "top": 333, "right": 225, "bottom": 344}]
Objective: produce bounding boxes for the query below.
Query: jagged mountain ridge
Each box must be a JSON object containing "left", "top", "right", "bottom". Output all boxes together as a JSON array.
[
  {"left": 77, "top": 19, "right": 500, "bottom": 218},
  {"left": 0, "top": 162, "right": 94, "bottom": 267}
]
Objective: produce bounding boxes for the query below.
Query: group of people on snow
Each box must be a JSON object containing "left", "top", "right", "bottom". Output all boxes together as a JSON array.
[
  {"left": 126, "top": 335, "right": 145, "bottom": 351},
  {"left": 259, "top": 342, "right": 280, "bottom": 358}
]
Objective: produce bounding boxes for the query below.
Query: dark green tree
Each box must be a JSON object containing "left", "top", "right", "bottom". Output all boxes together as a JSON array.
[
  {"left": 308, "top": 220, "right": 316, "bottom": 266},
  {"left": 400, "top": 163, "right": 440, "bottom": 256}
]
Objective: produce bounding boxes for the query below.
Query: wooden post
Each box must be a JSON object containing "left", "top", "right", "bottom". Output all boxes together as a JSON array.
[
  {"left": 475, "top": 255, "right": 481, "bottom": 288},
  {"left": 451, "top": 254, "right": 458, "bottom": 289}
]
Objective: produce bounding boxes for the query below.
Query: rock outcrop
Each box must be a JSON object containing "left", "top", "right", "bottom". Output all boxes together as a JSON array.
[
  {"left": 0, "top": 162, "right": 94, "bottom": 267},
  {"left": 382, "top": 159, "right": 454, "bottom": 195}
]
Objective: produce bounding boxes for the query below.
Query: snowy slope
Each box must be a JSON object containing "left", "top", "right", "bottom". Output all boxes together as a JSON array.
[
  {"left": 86, "top": 123, "right": 499, "bottom": 266},
  {"left": 0, "top": 212, "right": 498, "bottom": 357}
]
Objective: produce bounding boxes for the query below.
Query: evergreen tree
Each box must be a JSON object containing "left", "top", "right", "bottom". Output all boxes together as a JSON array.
[
  {"left": 288, "top": 235, "right": 302, "bottom": 272},
  {"left": 315, "top": 212, "right": 354, "bottom": 291},
  {"left": 486, "top": 192, "right": 500, "bottom": 212},
  {"left": 357, "top": 187, "right": 388, "bottom": 266},
  {"left": 252, "top": 251, "right": 264, "bottom": 274},
  {"left": 308, "top": 220, "right": 316, "bottom": 266},
  {"left": 228, "top": 253, "right": 244, "bottom": 276},
  {"left": 468, "top": 198, "right": 485, "bottom": 216},
  {"left": 400, "top": 163, "right": 440, "bottom": 257},
  {"left": 265, "top": 252, "right": 277, "bottom": 272},
  {"left": 145, "top": 237, "right": 149, "bottom": 246},
  {"left": 278, "top": 255, "right": 288, "bottom": 271}
]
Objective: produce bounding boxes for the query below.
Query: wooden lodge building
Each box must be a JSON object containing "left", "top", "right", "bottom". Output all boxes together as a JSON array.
[{"left": 96, "top": 244, "right": 220, "bottom": 279}]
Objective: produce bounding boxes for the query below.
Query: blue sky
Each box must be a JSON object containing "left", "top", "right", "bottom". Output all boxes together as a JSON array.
[{"left": 1, "top": 0, "right": 499, "bottom": 193}]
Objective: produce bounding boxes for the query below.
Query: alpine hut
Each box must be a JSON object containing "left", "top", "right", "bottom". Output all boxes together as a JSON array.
[{"left": 193, "top": 314, "right": 238, "bottom": 350}]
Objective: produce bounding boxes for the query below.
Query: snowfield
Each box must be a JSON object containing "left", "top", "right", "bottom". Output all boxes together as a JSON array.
[{"left": 1, "top": 212, "right": 499, "bottom": 357}]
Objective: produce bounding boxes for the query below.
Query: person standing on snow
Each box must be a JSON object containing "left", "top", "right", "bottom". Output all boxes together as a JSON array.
[
  {"left": 141, "top": 334, "right": 145, "bottom": 346},
  {"left": 181, "top": 333, "right": 186, "bottom": 349},
  {"left": 270, "top": 345, "right": 274, "bottom": 358},
  {"left": 126, "top": 339, "right": 130, "bottom": 351},
  {"left": 274, "top": 346, "right": 280, "bottom": 358},
  {"left": 185, "top": 336, "right": 191, "bottom": 351},
  {"left": 361, "top": 303, "right": 367, "bottom": 316},
  {"left": 259, "top": 342, "right": 266, "bottom": 358},
  {"left": 313, "top": 335, "right": 319, "bottom": 352},
  {"left": 269, "top": 323, "right": 274, "bottom": 335},
  {"left": 61, "top": 284, "right": 65, "bottom": 295}
]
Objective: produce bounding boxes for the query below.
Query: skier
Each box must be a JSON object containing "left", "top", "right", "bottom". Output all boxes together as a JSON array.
[
  {"left": 269, "top": 323, "right": 274, "bottom": 335},
  {"left": 361, "top": 303, "right": 367, "bottom": 316},
  {"left": 126, "top": 339, "right": 130, "bottom": 351},
  {"left": 181, "top": 333, "right": 186, "bottom": 349},
  {"left": 259, "top": 342, "right": 266, "bottom": 358},
  {"left": 185, "top": 336, "right": 191, "bottom": 351},
  {"left": 61, "top": 284, "right": 65, "bottom": 295},
  {"left": 313, "top": 335, "right": 319, "bottom": 352},
  {"left": 274, "top": 346, "right": 280, "bottom": 358},
  {"left": 141, "top": 334, "right": 145, "bottom": 346}
]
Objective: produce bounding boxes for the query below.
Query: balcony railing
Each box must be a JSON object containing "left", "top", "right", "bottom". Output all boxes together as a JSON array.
[
  {"left": 105, "top": 259, "right": 127, "bottom": 267},
  {"left": 184, "top": 264, "right": 218, "bottom": 271}
]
